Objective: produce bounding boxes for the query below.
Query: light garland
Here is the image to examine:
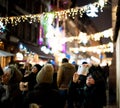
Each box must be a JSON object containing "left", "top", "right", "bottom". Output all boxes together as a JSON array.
[
  {"left": 65, "top": 28, "right": 113, "bottom": 42},
  {"left": 70, "top": 42, "right": 113, "bottom": 53},
  {"left": 0, "top": 0, "right": 108, "bottom": 26}
]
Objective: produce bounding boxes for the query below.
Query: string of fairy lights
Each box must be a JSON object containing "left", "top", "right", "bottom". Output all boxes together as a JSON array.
[
  {"left": 0, "top": 0, "right": 113, "bottom": 53},
  {"left": 0, "top": 0, "right": 108, "bottom": 26},
  {"left": 70, "top": 42, "right": 113, "bottom": 54},
  {"left": 65, "top": 28, "right": 113, "bottom": 53},
  {"left": 66, "top": 29, "right": 113, "bottom": 42}
]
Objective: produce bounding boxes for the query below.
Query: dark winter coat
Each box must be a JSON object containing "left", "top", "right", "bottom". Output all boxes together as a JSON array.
[
  {"left": 22, "top": 72, "right": 38, "bottom": 91},
  {"left": 23, "top": 64, "right": 64, "bottom": 108},
  {"left": 68, "top": 65, "right": 107, "bottom": 108},
  {"left": 23, "top": 83, "right": 63, "bottom": 108},
  {"left": 82, "top": 83, "right": 106, "bottom": 108},
  {"left": 68, "top": 75, "right": 87, "bottom": 108}
]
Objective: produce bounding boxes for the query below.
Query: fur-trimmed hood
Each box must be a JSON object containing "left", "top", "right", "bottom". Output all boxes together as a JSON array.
[{"left": 57, "top": 63, "right": 76, "bottom": 88}]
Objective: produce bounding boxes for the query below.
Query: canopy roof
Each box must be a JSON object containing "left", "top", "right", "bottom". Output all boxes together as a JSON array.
[{"left": 0, "top": 50, "right": 14, "bottom": 57}]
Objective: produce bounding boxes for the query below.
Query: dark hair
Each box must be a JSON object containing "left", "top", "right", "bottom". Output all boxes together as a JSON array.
[
  {"left": 34, "top": 64, "right": 42, "bottom": 72},
  {"left": 0, "top": 65, "right": 3, "bottom": 76},
  {"left": 87, "top": 65, "right": 105, "bottom": 84},
  {"left": 62, "top": 58, "right": 69, "bottom": 63},
  {"left": 82, "top": 61, "right": 88, "bottom": 64}
]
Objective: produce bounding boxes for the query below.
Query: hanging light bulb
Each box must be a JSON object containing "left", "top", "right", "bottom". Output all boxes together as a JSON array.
[{"left": 99, "top": 0, "right": 105, "bottom": 9}]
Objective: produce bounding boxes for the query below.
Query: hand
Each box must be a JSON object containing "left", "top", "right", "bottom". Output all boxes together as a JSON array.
[
  {"left": 73, "top": 72, "right": 79, "bottom": 83},
  {"left": 19, "top": 82, "right": 28, "bottom": 91}
]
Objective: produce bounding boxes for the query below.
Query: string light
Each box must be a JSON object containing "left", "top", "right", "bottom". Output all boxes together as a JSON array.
[
  {"left": 65, "top": 28, "right": 113, "bottom": 43},
  {"left": 0, "top": 0, "right": 108, "bottom": 26},
  {"left": 69, "top": 42, "right": 113, "bottom": 53}
]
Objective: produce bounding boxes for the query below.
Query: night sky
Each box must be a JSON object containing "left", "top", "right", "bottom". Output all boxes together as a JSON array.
[{"left": 75, "top": 0, "right": 112, "bottom": 32}]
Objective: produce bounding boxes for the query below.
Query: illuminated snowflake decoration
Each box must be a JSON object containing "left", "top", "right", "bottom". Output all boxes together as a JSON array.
[
  {"left": 86, "top": 4, "right": 99, "bottom": 17},
  {"left": 0, "top": 21, "right": 6, "bottom": 33}
]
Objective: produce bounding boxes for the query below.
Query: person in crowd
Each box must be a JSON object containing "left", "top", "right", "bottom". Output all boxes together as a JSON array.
[
  {"left": 20, "top": 62, "right": 32, "bottom": 76},
  {"left": 67, "top": 61, "right": 90, "bottom": 108},
  {"left": 62, "top": 57, "right": 69, "bottom": 63},
  {"left": 19, "top": 64, "right": 42, "bottom": 93},
  {"left": 72, "top": 61, "right": 78, "bottom": 71},
  {"left": 68, "top": 65, "right": 107, "bottom": 108},
  {"left": 23, "top": 63, "right": 63, "bottom": 108},
  {"left": 101, "top": 63, "right": 109, "bottom": 82},
  {"left": 0, "top": 64, "right": 4, "bottom": 106},
  {"left": 0, "top": 64, "right": 3, "bottom": 82},
  {"left": 17, "top": 63, "right": 42, "bottom": 108},
  {"left": 57, "top": 58, "right": 76, "bottom": 108},
  {"left": 0, "top": 64, "right": 23, "bottom": 108}
]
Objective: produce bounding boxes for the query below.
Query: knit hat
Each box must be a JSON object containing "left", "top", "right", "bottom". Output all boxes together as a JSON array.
[
  {"left": 87, "top": 65, "right": 105, "bottom": 84},
  {"left": 36, "top": 64, "right": 54, "bottom": 84}
]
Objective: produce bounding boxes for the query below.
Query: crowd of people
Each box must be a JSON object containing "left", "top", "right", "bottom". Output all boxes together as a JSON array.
[{"left": 0, "top": 58, "right": 109, "bottom": 108}]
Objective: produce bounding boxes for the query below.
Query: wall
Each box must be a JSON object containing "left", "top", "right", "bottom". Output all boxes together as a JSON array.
[
  {"left": 116, "top": 29, "right": 120, "bottom": 108},
  {"left": 107, "top": 0, "right": 119, "bottom": 106}
]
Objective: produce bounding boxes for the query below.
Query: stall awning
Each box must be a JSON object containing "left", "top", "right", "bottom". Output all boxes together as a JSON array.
[
  {"left": 22, "top": 43, "right": 54, "bottom": 59},
  {"left": 0, "top": 50, "right": 14, "bottom": 57}
]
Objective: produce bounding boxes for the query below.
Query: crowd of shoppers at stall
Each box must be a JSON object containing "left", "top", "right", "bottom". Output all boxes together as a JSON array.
[{"left": 0, "top": 58, "right": 109, "bottom": 108}]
